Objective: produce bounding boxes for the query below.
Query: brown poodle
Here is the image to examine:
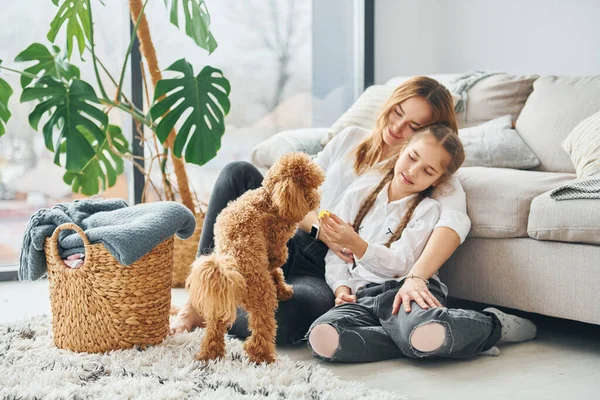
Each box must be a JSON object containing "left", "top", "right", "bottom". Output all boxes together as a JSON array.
[{"left": 186, "top": 152, "right": 324, "bottom": 364}]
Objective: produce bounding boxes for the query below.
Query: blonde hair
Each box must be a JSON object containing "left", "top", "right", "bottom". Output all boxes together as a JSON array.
[
  {"left": 352, "top": 124, "right": 465, "bottom": 248},
  {"left": 352, "top": 76, "right": 458, "bottom": 175}
]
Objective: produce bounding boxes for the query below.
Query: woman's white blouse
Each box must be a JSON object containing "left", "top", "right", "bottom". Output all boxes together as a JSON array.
[
  {"left": 324, "top": 181, "right": 441, "bottom": 294},
  {"left": 314, "top": 126, "right": 471, "bottom": 243}
]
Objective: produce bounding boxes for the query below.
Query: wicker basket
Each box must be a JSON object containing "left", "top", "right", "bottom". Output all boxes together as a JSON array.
[
  {"left": 45, "top": 223, "right": 173, "bottom": 353},
  {"left": 172, "top": 210, "right": 205, "bottom": 287}
]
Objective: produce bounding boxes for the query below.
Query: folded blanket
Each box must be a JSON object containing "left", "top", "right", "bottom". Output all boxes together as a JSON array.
[
  {"left": 550, "top": 178, "right": 600, "bottom": 200},
  {"left": 448, "top": 70, "right": 499, "bottom": 113},
  {"left": 19, "top": 198, "right": 128, "bottom": 281},
  {"left": 19, "top": 199, "right": 196, "bottom": 281}
]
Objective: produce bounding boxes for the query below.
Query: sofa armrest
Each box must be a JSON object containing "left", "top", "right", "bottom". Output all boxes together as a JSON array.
[
  {"left": 250, "top": 128, "right": 329, "bottom": 169},
  {"left": 528, "top": 186, "right": 600, "bottom": 246}
]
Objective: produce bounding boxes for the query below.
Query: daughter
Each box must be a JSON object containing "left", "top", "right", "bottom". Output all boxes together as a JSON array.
[{"left": 308, "top": 124, "right": 537, "bottom": 362}]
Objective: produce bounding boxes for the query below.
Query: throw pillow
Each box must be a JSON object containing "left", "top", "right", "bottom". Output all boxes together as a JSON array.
[
  {"left": 515, "top": 75, "right": 600, "bottom": 173},
  {"left": 561, "top": 110, "right": 600, "bottom": 178},
  {"left": 456, "top": 73, "right": 538, "bottom": 129},
  {"left": 460, "top": 115, "right": 540, "bottom": 169}
]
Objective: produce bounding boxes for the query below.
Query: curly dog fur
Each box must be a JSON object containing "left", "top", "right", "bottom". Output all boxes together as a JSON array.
[{"left": 186, "top": 152, "right": 324, "bottom": 364}]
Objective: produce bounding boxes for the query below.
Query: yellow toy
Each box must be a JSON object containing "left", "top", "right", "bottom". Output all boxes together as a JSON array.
[{"left": 318, "top": 210, "right": 331, "bottom": 219}]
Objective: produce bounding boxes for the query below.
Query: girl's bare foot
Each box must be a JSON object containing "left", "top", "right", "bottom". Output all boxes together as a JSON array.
[{"left": 170, "top": 299, "right": 206, "bottom": 335}]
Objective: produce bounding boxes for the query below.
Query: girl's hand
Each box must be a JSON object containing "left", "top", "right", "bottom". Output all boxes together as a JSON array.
[
  {"left": 334, "top": 285, "right": 356, "bottom": 306},
  {"left": 320, "top": 213, "right": 360, "bottom": 249},
  {"left": 335, "top": 293, "right": 357, "bottom": 306},
  {"left": 392, "top": 277, "right": 443, "bottom": 314}
]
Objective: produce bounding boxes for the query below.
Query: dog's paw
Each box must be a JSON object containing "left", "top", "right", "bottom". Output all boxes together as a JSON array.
[
  {"left": 276, "top": 284, "right": 294, "bottom": 301},
  {"left": 244, "top": 340, "right": 277, "bottom": 364},
  {"left": 195, "top": 347, "right": 225, "bottom": 362},
  {"left": 246, "top": 349, "right": 277, "bottom": 365}
]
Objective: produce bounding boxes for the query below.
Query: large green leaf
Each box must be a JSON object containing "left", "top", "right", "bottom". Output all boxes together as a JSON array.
[
  {"left": 0, "top": 60, "right": 13, "bottom": 138},
  {"left": 20, "top": 76, "right": 108, "bottom": 172},
  {"left": 150, "top": 58, "right": 230, "bottom": 166},
  {"left": 163, "top": 0, "right": 218, "bottom": 54},
  {"left": 15, "top": 43, "right": 80, "bottom": 88},
  {"left": 63, "top": 124, "right": 129, "bottom": 195},
  {"left": 47, "top": 0, "right": 92, "bottom": 59}
]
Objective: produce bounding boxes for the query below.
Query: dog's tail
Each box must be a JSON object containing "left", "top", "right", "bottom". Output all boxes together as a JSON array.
[{"left": 186, "top": 253, "right": 245, "bottom": 327}]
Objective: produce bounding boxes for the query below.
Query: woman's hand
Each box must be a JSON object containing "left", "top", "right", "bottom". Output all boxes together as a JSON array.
[
  {"left": 392, "top": 277, "right": 443, "bottom": 314},
  {"left": 334, "top": 285, "right": 357, "bottom": 306},
  {"left": 319, "top": 231, "right": 354, "bottom": 263}
]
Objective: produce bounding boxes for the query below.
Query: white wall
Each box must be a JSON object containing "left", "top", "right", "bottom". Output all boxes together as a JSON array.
[{"left": 375, "top": 0, "right": 600, "bottom": 84}]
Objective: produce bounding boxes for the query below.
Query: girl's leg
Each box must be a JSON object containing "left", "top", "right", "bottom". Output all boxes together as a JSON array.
[
  {"left": 171, "top": 161, "right": 263, "bottom": 334},
  {"left": 482, "top": 307, "right": 537, "bottom": 343},
  {"left": 197, "top": 161, "right": 264, "bottom": 257},
  {"left": 307, "top": 302, "right": 405, "bottom": 363},
  {"left": 374, "top": 282, "right": 511, "bottom": 359},
  {"left": 228, "top": 274, "right": 335, "bottom": 345}
]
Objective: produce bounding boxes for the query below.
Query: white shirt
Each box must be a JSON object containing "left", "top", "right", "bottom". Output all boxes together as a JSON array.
[
  {"left": 314, "top": 126, "right": 471, "bottom": 243},
  {"left": 325, "top": 182, "right": 441, "bottom": 294}
]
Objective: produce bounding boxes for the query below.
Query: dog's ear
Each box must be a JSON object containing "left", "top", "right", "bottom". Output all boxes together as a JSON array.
[{"left": 272, "top": 179, "right": 310, "bottom": 221}]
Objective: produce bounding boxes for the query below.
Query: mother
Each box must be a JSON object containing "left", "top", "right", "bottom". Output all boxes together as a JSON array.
[{"left": 171, "top": 76, "right": 470, "bottom": 345}]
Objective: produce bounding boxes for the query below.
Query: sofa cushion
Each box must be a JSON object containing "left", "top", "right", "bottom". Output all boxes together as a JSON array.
[
  {"left": 456, "top": 167, "right": 575, "bottom": 238},
  {"left": 562, "top": 110, "right": 600, "bottom": 178},
  {"left": 250, "top": 128, "right": 328, "bottom": 169},
  {"left": 458, "top": 73, "right": 538, "bottom": 129},
  {"left": 515, "top": 76, "right": 600, "bottom": 173},
  {"left": 460, "top": 115, "right": 540, "bottom": 169},
  {"left": 528, "top": 188, "right": 600, "bottom": 245}
]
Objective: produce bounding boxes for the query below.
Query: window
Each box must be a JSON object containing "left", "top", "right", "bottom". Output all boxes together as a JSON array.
[{"left": 0, "top": 0, "right": 366, "bottom": 274}]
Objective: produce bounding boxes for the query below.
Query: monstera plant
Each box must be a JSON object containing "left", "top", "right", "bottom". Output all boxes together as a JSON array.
[{"left": 0, "top": 0, "right": 230, "bottom": 215}]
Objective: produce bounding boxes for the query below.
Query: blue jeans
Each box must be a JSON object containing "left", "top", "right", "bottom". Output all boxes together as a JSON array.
[
  {"left": 308, "top": 278, "right": 502, "bottom": 362},
  {"left": 197, "top": 161, "right": 335, "bottom": 345}
]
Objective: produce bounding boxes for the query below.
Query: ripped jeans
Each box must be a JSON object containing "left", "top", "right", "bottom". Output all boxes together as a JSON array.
[{"left": 307, "top": 277, "right": 502, "bottom": 362}]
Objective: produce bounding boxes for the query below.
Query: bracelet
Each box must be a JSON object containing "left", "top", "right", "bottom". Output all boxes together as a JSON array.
[{"left": 405, "top": 274, "right": 429, "bottom": 286}]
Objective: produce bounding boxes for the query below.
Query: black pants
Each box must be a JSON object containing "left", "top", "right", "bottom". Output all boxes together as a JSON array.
[{"left": 197, "top": 161, "right": 335, "bottom": 345}]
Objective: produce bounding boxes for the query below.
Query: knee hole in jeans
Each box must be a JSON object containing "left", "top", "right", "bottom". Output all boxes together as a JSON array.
[
  {"left": 308, "top": 324, "right": 339, "bottom": 358},
  {"left": 410, "top": 322, "right": 446, "bottom": 353}
]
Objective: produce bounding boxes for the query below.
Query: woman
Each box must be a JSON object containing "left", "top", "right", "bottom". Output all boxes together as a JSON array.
[{"left": 171, "top": 76, "right": 470, "bottom": 345}]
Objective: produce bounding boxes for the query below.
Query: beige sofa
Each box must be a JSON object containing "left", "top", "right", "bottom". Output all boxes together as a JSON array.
[{"left": 250, "top": 73, "right": 600, "bottom": 326}]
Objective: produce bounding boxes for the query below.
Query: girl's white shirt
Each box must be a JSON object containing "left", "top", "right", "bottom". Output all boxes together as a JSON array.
[{"left": 324, "top": 179, "right": 441, "bottom": 294}]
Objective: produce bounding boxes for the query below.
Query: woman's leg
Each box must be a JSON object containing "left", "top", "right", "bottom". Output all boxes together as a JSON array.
[
  {"left": 374, "top": 281, "right": 507, "bottom": 359},
  {"left": 197, "top": 161, "right": 264, "bottom": 256},
  {"left": 228, "top": 274, "right": 335, "bottom": 345},
  {"left": 171, "top": 161, "right": 264, "bottom": 334},
  {"left": 307, "top": 301, "right": 405, "bottom": 363}
]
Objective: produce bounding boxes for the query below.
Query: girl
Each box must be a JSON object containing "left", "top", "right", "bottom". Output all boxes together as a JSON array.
[
  {"left": 308, "top": 125, "right": 537, "bottom": 362},
  {"left": 171, "top": 77, "right": 470, "bottom": 345}
]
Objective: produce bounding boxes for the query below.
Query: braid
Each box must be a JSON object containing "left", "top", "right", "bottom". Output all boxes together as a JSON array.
[
  {"left": 384, "top": 187, "right": 433, "bottom": 248},
  {"left": 352, "top": 169, "right": 394, "bottom": 233}
]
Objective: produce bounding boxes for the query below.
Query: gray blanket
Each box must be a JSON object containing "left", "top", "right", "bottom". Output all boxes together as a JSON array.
[
  {"left": 448, "top": 70, "right": 499, "bottom": 113},
  {"left": 550, "top": 178, "right": 600, "bottom": 200},
  {"left": 19, "top": 199, "right": 196, "bottom": 281}
]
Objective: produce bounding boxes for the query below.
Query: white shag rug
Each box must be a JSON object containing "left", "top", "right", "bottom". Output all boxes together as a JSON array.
[{"left": 0, "top": 315, "right": 406, "bottom": 400}]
